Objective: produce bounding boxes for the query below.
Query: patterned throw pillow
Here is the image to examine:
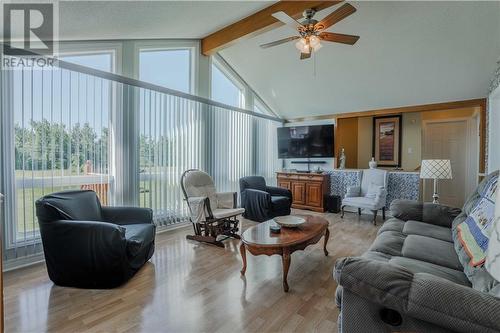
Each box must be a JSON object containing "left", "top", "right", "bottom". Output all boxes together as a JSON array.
[{"left": 457, "top": 175, "right": 498, "bottom": 266}]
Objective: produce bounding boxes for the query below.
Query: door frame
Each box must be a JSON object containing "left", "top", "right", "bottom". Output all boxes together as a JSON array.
[{"left": 422, "top": 116, "right": 480, "bottom": 203}]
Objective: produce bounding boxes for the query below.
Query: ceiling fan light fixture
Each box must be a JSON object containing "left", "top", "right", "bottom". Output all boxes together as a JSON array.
[
  {"left": 295, "top": 38, "right": 310, "bottom": 53},
  {"left": 312, "top": 42, "right": 322, "bottom": 52},
  {"left": 309, "top": 35, "right": 321, "bottom": 48}
]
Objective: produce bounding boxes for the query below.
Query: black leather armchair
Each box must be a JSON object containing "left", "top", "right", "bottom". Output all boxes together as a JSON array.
[
  {"left": 35, "top": 190, "right": 155, "bottom": 289},
  {"left": 239, "top": 176, "right": 292, "bottom": 222}
]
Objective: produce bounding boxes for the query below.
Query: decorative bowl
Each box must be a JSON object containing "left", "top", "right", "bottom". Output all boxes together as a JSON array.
[{"left": 274, "top": 216, "right": 306, "bottom": 228}]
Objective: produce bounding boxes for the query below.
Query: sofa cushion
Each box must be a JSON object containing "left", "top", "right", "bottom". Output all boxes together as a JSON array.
[
  {"left": 403, "top": 220, "right": 453, "bottom": 243},
  {"left": 402, "top": 235, "right": 462, "bottom": 271},
  {"left": 391, "top": 200, "right": 462, "bottom": 228},
  {"left": 362, "top": 251, "right": 391, "bottom": 262},
  {"left": 389, "top": 256, "right": 470, "bottom": 286},
  {"left": 369, "top": 231, "right": 405, "bottom": 257},
  {"left": 342, "top": 197, "right": 381, "bottom": 210},
  {"left": 377, "top": 218, "right": 405, "bottom": 235},
  {"left": 271, "top": 196, "right": 290, "bottom": 210}
]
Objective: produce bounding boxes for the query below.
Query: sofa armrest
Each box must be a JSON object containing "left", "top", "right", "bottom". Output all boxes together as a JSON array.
[
  {"left": 345, "top": 186, "right": 361, "bottom": 198},
  {"left": 243, "top": 189, "right": 271, "bottom": 202},
  {"left": 266, "top": 186, "right": 292, "bottom": 199},
  {"left": 390, "top": 199, "right": 461, "bottom": 228},
  {"left": 334, "top": 257, "right": 500, "bottom": 333},
  {"left": 101, "top": 206, "right": 153, "bottom": 225},
  {"left": 216, "top": 192, "right": 237, "bottom": 209}
]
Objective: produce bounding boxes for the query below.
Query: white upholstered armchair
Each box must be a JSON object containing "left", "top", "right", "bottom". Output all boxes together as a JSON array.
[
  {"left": 341, "top": 169, "right": 388, "bottom": 225},
  {"left": 181, "top": 169, "right": 245, "bottom": 247}
]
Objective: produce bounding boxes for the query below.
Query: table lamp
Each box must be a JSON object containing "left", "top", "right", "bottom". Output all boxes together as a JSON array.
[
  {"left": 486, "top": 185, "right": 500, "bottom": 281},
  {"left": 420, "top": 159, "right": 453, "bottom": 204}
]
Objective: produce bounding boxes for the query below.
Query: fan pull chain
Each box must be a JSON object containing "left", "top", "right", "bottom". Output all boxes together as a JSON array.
[{"left": 313, "top": 51, "right": 317, "bottom": 77}]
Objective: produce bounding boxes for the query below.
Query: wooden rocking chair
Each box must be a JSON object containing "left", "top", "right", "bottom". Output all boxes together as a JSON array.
[{"left": 181, "top": 169, "right": 245, "bottom": 247}]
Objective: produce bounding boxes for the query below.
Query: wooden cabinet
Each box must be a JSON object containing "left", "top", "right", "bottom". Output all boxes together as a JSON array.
[{"left": 276, "top": 172, "right": 329, "bottom": 212}]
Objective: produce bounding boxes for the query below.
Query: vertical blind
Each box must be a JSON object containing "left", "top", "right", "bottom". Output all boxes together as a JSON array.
[
  {"left": 1, "top": 57, "right": 282, "bottom": 266},
  {"left": 1, "top": 64, "right": 113, "bottom": 264}
]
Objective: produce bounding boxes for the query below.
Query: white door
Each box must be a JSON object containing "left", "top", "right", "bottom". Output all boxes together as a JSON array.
[{"left": 423, "top": 120, "right": 469, "bottom": 207}]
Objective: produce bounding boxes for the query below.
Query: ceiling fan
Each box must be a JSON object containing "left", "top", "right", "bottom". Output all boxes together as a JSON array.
[{"left": 260, "top": 3, "right": 359, "bottom": 60}]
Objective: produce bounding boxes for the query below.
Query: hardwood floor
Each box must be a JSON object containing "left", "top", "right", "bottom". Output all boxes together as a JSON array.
[{"left": 4, "top": 210, "right": 381, "bottom": 333}]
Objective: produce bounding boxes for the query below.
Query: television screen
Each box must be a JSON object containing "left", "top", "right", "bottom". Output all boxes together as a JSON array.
[{"left": 277, "top": 125, "right": 334, "bottom": 158}]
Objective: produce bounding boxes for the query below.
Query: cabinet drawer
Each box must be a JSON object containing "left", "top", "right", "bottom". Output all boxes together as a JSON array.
[
  {"left": 277, "top": 173, "right": 299, "bottom": 181},
  {"left": 297, "top": 174, "right": 325, "bottom": 182}
]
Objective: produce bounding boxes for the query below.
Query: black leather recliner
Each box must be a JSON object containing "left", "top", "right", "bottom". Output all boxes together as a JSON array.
[
  {"left": 239, "top": 176, "right": 292, "bottom": 222},
  {"left": 35, "top": 190, "right": 155, "bottom": 289}
]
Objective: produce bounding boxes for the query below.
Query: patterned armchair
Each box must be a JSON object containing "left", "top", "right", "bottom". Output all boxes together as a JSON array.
[{"left": 341, "top": 169, "right": 388, "bottom": 225}]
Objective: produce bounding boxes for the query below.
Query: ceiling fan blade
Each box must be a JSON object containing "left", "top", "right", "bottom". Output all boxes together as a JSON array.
[
  {"left": 315, "top": 3, "right": 356, "bottom": 31},
  {"left": 272, "top": 11, "right": 303, "bottom": 31},
  {"left": 319, "top": 32, "right": 360, "bottom": 45},
  {"left": 260, "top": 36, "right": 300, "bottom": 49}
]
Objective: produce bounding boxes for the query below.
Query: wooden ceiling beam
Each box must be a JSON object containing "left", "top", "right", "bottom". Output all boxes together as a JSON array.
[{"left": 201, "top": 1, "right": 342, "bottom": 56}]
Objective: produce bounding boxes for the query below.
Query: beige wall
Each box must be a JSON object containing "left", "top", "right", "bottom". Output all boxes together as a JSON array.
[
  {"left": 357, "top": 117, "right": 373, "bottom": 168},
  {"left": 336, "top": 118, "right": 359, "bottom": 169},
  {"left": 355, "top": 107, "right": 479, "bottom": 171},
  {"left": 356, "top": 113, "right": 422, "bottom": 171},
  {"left": 401, "top": 112, "right": 422, "bottom": 171}
]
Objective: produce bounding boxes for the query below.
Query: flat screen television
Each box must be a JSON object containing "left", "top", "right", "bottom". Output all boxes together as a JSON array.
[{"left": 277, "top": 125, "right": 334, "bottom": 158}]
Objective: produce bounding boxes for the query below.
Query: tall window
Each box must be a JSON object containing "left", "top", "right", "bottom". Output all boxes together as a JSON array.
[
  {"left": 211, "top": 61, "right": 244, "bottom": 108},
  {"left": 139, "top": 49, "right": 192, "bottom": 93},
  {"left": 61, "top": 53, "right": 113, "bottom": 72},
  {"left": 137, "top": 48, "right": 196, "bottom": 223},
  {"left": 6, "top": 52, "right": 114, "bottom": 252}
]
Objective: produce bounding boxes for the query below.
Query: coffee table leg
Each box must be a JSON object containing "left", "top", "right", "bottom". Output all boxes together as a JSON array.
[
  {"left": 282, "top": 248, "right": 291, "bottom": 292},
  {"left": 324, "top": 228, "right": 330, "bottom": 256},
  {"left": 240, "top": 242, "right": 247, "bottom": 275}
]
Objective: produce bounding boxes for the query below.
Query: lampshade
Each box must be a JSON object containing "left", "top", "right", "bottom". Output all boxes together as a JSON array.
[
  {"left": 420, "top": 159, "right": 453, "bottom": 180},
  {"left": 486, "top": 186, "right": 500, "bottom": 280}
]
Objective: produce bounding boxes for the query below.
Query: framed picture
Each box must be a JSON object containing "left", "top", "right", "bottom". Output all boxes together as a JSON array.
[{"left": 372, "top": 115, "right": 402, "bottom": 167}]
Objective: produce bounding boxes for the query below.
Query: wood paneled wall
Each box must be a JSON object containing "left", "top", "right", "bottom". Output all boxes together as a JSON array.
[{"left": 334, "top": 117, "right": 358, "bottom": 169}]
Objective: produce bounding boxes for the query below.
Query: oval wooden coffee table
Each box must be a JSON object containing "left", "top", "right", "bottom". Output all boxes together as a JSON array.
[{"left": 240, "top": 215, "right": 330, "bottom": 292}]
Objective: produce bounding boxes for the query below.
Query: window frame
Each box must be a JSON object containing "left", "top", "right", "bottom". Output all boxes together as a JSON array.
[
  {"left": 253, "top": 95, "right": 273, "bottom": 115},
  {"left": 133, "top": 40, "right": 198, "bottom": 95},
  {"left": 58, "top": 41, "right": 122, "bottom": 74},
  {"left": 210, "top": 55, "right": 246, "bottom": 108}
]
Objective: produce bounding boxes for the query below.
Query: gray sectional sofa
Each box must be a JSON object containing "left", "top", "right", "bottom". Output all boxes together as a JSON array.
[{"left": 334, "top": 171, "right": 500, "bottom": 333}]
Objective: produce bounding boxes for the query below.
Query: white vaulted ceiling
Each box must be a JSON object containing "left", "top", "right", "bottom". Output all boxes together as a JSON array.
[
  {"left": 220, "top": 1, "right": 500, "bottom": 118},
  {"left": 57, "top": 1, "right": 500, "bottom": 119}
]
